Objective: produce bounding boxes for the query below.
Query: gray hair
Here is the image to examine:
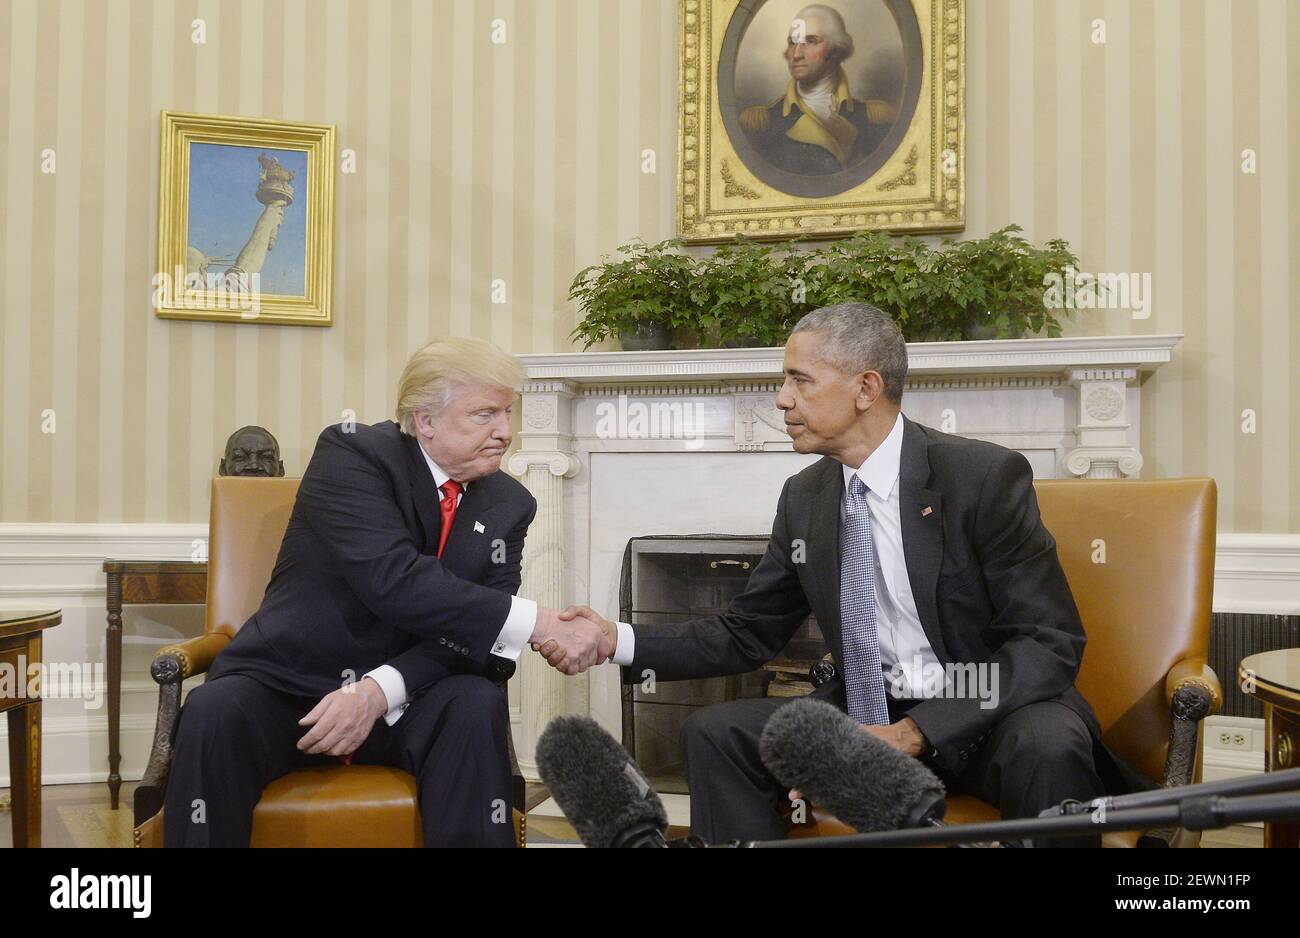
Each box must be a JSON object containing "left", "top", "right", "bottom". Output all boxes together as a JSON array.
[
  {"left": 793, "top": 4, "right": 855, "bottom": 62},
  {"left": 790, "top": 302, "right": 908, "bottom": 403}
]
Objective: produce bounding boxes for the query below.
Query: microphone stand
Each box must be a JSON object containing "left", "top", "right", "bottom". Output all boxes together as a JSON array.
[
  {"left": 741, "top": 770, "right": 1300, "bottom": 848},
  {"left": 746, "top": 792, "right": 1300, "bottom": 847},
  {"left": 1049, "top": 765, "right": 1300, "bottom": 815}
]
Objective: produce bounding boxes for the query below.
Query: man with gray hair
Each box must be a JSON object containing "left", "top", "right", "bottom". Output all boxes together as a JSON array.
[
  {"left": 740, "top": 4, "right": 896, "bottom": 174},
  {"left": 552, "top": 303, "right": 1150, "bottom": 846}
]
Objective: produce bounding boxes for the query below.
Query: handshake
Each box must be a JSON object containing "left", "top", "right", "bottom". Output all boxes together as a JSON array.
[{"left": 528, "top": 605, "right": 616, "bottom": 676}]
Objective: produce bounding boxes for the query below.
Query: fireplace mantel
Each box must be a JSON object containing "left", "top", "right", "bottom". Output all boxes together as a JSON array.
[
  {"left": 504, "top": 334, "right": 1182, "bottom": 777},
  {"left": 517, "top": 334, "right": 1181, "bottom": 383}
]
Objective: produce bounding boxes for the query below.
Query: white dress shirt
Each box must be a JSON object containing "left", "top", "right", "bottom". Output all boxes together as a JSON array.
[
  {"left": 364, "top": 444, "right": 536, "bottom": 725},
  {"left": 841, "top": 412, "right": 939, "bottom": 699},
  {"left": 609, "top": 413, "right": 940, "bottom": 696}
]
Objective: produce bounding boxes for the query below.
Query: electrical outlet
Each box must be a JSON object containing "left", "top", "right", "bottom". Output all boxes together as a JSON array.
[{"left": 1215, "top": 730, "right": 1252, "bottom": 751}]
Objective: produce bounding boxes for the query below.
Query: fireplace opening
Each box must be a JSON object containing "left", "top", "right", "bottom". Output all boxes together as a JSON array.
[{"left": 618, "top": 535, "right": 826, "bottom": 793}]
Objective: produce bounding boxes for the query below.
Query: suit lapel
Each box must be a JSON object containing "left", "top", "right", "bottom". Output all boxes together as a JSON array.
[
  {"left": 898, "top": 416, "right": 951, "bottom": 663},
  {"left": 403, "top": 433, "right": 443, "bottom": 555},
  {"left": 810, "top": 459, "right": 844, "bottom": 643}
]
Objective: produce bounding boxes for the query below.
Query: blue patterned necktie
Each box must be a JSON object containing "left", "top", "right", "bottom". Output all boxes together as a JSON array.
[{"left": 840, "top": 474, "right": 891, "bottom": 725}]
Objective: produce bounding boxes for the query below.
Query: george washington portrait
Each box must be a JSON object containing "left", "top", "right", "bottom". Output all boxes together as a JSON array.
[{"left": 718, "top": 0, "right": 923, "bottom": 201}]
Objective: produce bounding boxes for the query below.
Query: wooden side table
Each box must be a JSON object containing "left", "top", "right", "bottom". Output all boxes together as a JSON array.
[
  {"left": 102, "top": 560, "right": 207, "bottom": 809},
  {"left": 1239, "top": 649, "right": 1300, "bottom": 848},
  {"left": 1, "top": 608, "right": 61, "bottom": 847}
]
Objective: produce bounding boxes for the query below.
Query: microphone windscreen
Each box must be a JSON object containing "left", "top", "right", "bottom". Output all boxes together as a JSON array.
[
  {"left": 759, "top": 698, "right": 946, "bottom": 833},
  {"left": 536, "top": 715, "right": 668, "bottom": 848}
]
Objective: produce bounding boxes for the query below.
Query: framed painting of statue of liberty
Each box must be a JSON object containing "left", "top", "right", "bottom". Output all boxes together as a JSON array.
[
  {"left": 678, "top": 0, "right": 964, "bottom": 243},
  {"left": 155, "top": 111, "right": 335, "bottom": 325}
]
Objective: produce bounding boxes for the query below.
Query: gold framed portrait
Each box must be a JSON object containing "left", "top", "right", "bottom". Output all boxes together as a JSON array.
[
  {"left": 155, "top": 111, "right": 336, "bottom": 326},
  {"left": 678, "top": 0, "right": 964, "bottom": 243}
]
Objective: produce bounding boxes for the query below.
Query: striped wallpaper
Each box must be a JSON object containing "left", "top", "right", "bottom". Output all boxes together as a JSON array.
[{"left": 0, "top": 0, "right": 1295, "bottom": 534}]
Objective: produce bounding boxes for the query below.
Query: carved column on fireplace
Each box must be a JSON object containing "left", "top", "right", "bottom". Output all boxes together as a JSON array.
[
  {"left": 507, "top": 381, "right": 580, "bottom": 767},
  {"left": 1064, "top": 367, "right": 1143, "bottom": 479}
]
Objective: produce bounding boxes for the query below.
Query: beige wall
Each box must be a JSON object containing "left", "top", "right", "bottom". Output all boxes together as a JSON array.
[{"left": 0, "top": 0, "right": 1295, "bottom": 533}]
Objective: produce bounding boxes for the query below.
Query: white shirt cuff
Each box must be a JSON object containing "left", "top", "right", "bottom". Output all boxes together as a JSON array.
[
  {"left": 363, "top": 665, "right": 409, "bottom": 727},
  {"left": 491, "top": 595, "right": 537, "bottom": 661},
  {"left": 611, "top": 621, "right": 636, "bottom": 666}
]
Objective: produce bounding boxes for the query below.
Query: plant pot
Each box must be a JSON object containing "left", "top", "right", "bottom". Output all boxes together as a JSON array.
[
  {"left": 960, "top": 317, "right": 1027, "bottom": 341},
  {"left": 618, "top": 322, "right": 672, "bottom": 351},
  {"left": 961, "top": 322, "right": 1001, "bottom": 341}
]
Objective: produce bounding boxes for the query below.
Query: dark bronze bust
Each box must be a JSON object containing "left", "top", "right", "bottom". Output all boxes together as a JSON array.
[{"left": 219, "top": 425, "right": 285, "bottom": 477}]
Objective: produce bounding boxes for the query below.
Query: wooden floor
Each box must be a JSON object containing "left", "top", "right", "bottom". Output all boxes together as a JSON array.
[{"left": 0, "top": 782, "right": 1264, "bottom": 848}]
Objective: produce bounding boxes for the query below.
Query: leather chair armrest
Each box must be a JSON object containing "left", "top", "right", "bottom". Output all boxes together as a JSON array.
[
  {"left": 135, "top": 633, "right": 229, "bottom": 827},
  {"left": 1140, "top": 658, "right": 1222, "bottom": 846},
  {"left": 153, "top": 632, "right": 231, "bottom": 683},
  {"left": 1164, "top": 657, "right": 1223, "bottom": 715}
]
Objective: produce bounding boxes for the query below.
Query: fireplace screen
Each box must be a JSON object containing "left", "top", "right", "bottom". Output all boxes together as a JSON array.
[{"left": 618, "top": 535, "right": 826, "bottom": 793}]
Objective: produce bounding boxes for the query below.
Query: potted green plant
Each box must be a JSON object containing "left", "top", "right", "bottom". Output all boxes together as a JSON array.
[
  {"left": 937, "top": 226, "right": 1081, "bottom": 340},
  {"left": 570, "top": 226, "right": 1083, "bottom": 351},
  {"left": 795, "top": 225, "right": 1080, "bottom": 341},
  {"left": 569, "top": 239, "right": 699, "bottom": 351},
  {"left": 797, "top": 231, "right": 941, "bottom": 338},
  {"left": 695, "top": 238, "right": 800, "bottom": 348}
]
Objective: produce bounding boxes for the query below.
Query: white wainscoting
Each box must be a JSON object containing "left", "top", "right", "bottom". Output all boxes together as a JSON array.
[
  {"left": 0, "top": 524, "right": 207, "bottom": 788},
  {"left": 1, "top": 523, "right": 1296, "bottom": 788}
]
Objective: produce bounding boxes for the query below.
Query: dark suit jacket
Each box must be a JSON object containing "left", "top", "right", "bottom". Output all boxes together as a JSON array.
[
  {"left": 208, "top": 420, "right": 537, "bottom": 701},
  {"left": 627, "top": 416, "right": 1146, "bottom": 791}
]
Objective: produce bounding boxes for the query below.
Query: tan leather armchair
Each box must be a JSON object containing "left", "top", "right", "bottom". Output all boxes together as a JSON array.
[
  {"left": 789, "top": 478, "right": 1222, "bottom": 847},
  {"left": 133, "top": 477, "right": 527, "bottom": 847}
]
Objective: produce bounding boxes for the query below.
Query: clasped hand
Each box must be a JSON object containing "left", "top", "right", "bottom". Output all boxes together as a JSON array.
[{"left": 529, "top": 604, "right": 616, "bottom": 676}]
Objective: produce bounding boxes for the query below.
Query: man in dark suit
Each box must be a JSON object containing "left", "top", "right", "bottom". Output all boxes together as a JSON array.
[
  {"left": 165, "top": 336, "right": 610, "bottom": 847},
  {"left": 549, "top": 304, "right": 1151, "bottom": 846}
]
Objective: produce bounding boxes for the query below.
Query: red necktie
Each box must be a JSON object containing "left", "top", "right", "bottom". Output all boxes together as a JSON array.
[{"left": 436, "top": 479, "right": 462, "bottom": 558}]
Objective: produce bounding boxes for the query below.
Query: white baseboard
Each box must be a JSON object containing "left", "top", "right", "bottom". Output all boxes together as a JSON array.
[
  {"left": 0, "top": 522, "right": 207, "bottom": 788},
  {"left": 1213, "top": 534, "right": 1300, "bottom": 615}
]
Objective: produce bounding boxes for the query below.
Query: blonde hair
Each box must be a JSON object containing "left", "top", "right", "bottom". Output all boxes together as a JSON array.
[{"left": 395, "top": 336, "right": 527, "bottom": 435}]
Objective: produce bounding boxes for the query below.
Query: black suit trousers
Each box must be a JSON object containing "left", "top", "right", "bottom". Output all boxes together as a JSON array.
[
  {"left": 681, "top": 687, "right": 1107, "bottom": 848},
  {"left": 163, "top": 672, "right": 514, "bottom": 847}
]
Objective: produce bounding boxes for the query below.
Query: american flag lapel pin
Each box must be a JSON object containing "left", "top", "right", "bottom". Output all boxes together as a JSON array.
[
  {"left": 921, "top": 506, "right": 933, "bottom": 518},
  {"left": 474, "top": 521, "right": 486, "bottom": 534}
]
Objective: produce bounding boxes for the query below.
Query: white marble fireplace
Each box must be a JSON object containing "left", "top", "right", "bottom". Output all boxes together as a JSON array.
[{"left": 505, "top": 334, "right": 1181, "bottom": 778}]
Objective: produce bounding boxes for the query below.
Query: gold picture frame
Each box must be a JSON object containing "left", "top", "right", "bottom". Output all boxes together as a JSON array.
[
  {"left": 155, "top": 110, "right": 336, "bottom": 326},
  {"left": 678, "top": 0, "right": 964, "bottom": 243}
]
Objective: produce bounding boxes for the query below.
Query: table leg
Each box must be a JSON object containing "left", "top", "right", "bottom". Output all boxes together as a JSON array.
[
  {"left": 8, "top": 702, "right": 41, "bottom": 848},
  {"left": 106, "top": 571, "right": 123, "bottom": 809}
]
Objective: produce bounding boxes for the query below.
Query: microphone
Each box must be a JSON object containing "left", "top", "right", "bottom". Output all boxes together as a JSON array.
[
  {"left": 535, "top": 715, "right": 670, "bottom": 848},
  {"left": 759, "top": 698, "right": 947, "bottom": 832}
]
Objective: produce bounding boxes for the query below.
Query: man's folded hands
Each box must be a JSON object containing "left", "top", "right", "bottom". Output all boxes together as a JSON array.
[{"left": 529, "top": 604, "right": 617, "bottom": 675}]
